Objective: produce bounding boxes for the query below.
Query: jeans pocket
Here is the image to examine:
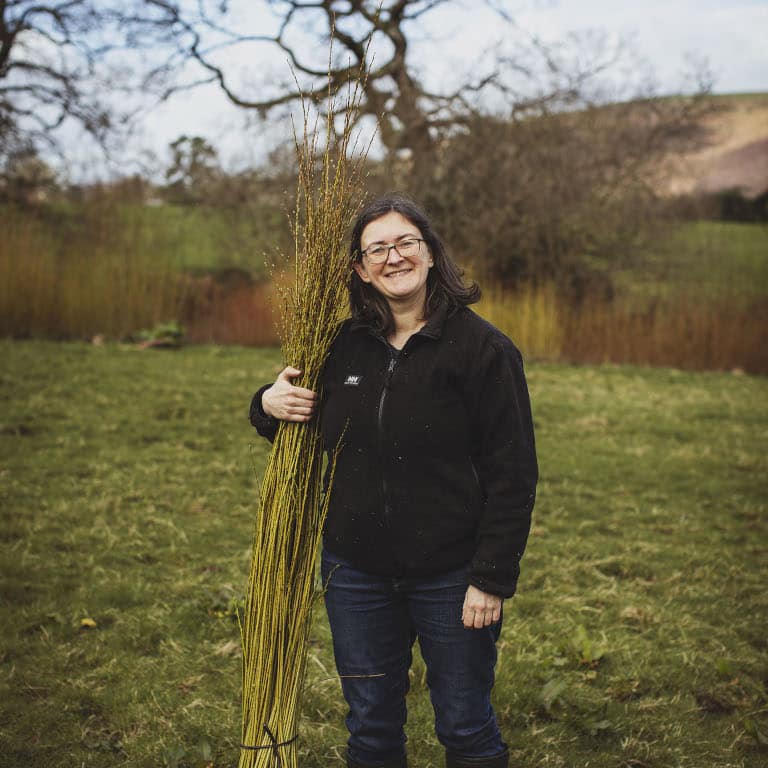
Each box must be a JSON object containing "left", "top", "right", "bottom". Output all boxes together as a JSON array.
[{"left": 320, "top": 547, "right": 344, "bottom": 586}]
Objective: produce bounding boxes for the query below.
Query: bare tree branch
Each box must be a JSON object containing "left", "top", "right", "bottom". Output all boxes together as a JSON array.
[{"left": 0, "top": 1, "right": 177, "bottom": 161}]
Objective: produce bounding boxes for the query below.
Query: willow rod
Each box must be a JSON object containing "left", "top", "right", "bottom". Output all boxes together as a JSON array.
[{"left": 238, "top": 70, "right": 371, "bottom": 768}]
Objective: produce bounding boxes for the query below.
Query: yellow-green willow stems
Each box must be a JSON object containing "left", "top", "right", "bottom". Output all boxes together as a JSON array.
[{"left": 238, "top": 83, "right": 369, "bottom": 768}]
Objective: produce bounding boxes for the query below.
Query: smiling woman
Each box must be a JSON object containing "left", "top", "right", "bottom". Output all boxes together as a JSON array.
[
  {"left": 250, "top": 193, "right": 538, "bottom": 767},
  {"left": 345, "top": 195, "right": 484, "bottom": 347},
  {"left": 352, "top": 211, "right": 435, "bottom": 329}
]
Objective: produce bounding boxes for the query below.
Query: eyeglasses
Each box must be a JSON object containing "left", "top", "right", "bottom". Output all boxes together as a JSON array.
[{"left": 360, "top": 237, "right": 425, "bottom": 264}]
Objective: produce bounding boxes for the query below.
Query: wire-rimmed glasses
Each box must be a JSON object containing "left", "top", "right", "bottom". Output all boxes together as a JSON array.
[{"left": 360, "top": 237, "right": 425, "bottom": 264}]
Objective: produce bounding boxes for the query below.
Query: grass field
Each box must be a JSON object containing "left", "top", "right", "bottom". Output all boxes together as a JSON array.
[
  {"left": 1, "top": 341, "right": 767, "bottom": 767},
  {"left": 613, "top": 221, "right": 768, "bottom": 302}
]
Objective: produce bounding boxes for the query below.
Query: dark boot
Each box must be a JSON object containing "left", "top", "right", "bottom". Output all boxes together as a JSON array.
[
  {"left": 346, "top": 753, "right": 408, "bottom": 768},
  {"left": 445, "top": 747, "right": 509, "bottom": 768}
]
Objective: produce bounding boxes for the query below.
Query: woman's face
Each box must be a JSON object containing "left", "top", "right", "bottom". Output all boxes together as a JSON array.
[{"left": 353, "top": 211, "right": 434, "bottom": 308}]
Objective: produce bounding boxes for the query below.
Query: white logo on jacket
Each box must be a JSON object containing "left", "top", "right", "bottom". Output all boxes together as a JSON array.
[{"left": 344, "top": 375, "right": 362, "bottom": 386}]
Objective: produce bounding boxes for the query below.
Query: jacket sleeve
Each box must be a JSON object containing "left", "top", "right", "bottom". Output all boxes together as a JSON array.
[
  {"left": 248, "top": 324, "right": 346, "bottom": 444},
  {"left": 248, "top": 383, "right": 279, "bottom": 443},
  {"left": 467, "top": 334, "right": 538, "bottom": 598}
]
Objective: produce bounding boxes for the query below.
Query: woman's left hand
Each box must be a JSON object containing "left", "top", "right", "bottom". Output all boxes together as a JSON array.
[{"left": 462, "top": 585, "right": 503, "bottom": 629}]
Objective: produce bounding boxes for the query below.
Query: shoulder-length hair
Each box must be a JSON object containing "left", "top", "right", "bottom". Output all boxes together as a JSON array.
[{"left": 348, "top": 193, "right": 480, "bottom": 336}]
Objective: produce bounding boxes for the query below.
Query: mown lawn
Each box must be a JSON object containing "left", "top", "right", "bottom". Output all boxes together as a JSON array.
[{"left": 1, "top": 341, "right": 766, "bottom": 768}]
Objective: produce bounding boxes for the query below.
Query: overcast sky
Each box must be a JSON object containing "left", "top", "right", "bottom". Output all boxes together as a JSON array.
[
  {"left": 517, "top": 0, "right": 767, "bottom": 92},
  {"left": 75, "top": 0, "right": 768, "bottom": 178}
]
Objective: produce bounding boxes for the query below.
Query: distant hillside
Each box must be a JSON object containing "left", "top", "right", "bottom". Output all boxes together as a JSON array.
[{"left": 660, "top": 93, "right": 768, "bottom": 199}]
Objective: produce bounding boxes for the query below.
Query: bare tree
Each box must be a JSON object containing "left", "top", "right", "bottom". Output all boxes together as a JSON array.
[
  {"left": 0, "top": 0, "right": 201, "bottom": 169},
  {"left": 0, "top": 1, "right": 655, "bottom": 180},
  {"left": 127, "top": 1, "right": 653, "bottom": 194},
  {"left": 121, "top": 1, "right": 440, "bottom": 184},
  {"left": 424, "top": 88, "right": 714, "bottom": 289},
  {"left": 125, "top": 3, "right": 552, "bottom": 175},
  {"left": 1, "top": 1, "right": 485, "bottom": 179},
  {"left": 0, "top": 2, "right": 116, "bottom": 157}
]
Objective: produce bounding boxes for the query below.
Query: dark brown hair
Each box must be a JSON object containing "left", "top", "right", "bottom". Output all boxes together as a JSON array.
[{"left": 348, "top": 193, "right": 480, "bottom": 336}]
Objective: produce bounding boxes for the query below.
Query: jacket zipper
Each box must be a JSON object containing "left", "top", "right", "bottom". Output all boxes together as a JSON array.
[{"left": 377, "top": 350, "right": 398, "bottom": 526}]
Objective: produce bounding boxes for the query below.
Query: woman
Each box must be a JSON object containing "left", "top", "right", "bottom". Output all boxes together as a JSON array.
[{"left": 250, "top": 194, "right": 537, "bottom": 768}]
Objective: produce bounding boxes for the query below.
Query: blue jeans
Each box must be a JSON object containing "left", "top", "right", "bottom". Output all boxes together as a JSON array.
[{"left": 321, "top": 548, "right": 506, "bottom": 765}]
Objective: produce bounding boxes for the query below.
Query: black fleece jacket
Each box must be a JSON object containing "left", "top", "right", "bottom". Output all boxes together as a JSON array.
[{"left": 249, "top": 304, "right": 538, "bottom": 597}]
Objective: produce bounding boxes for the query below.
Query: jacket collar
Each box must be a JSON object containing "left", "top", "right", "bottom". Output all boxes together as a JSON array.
[{"left": 350, "top": 300, "right": 449, "bottom": 342}]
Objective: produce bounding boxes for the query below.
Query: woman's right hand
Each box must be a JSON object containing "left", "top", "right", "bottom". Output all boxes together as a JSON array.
[{"left": 262, "top": 366, "right": 318, "bottom": 422}]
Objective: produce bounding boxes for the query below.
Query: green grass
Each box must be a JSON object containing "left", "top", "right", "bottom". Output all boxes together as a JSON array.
[
  {"left": 1, "top": 342, "right": 766, "bottom": 767},
  {"left": 615, "top": 221, "right": 768, "bottom": 302},
  {"left": 128, "top": 204, "right": 288, "bottom": 275},
  {"left": 662, "top": 221, "right": 768, "bottom": 299},
  {"left": 2, "top": 201, "right": 288, "bottom": 277}
]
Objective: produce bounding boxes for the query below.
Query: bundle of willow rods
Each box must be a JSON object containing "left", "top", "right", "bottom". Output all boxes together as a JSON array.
[{"left": 238, "top": 84, "right": 368, "bottom": 768}]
